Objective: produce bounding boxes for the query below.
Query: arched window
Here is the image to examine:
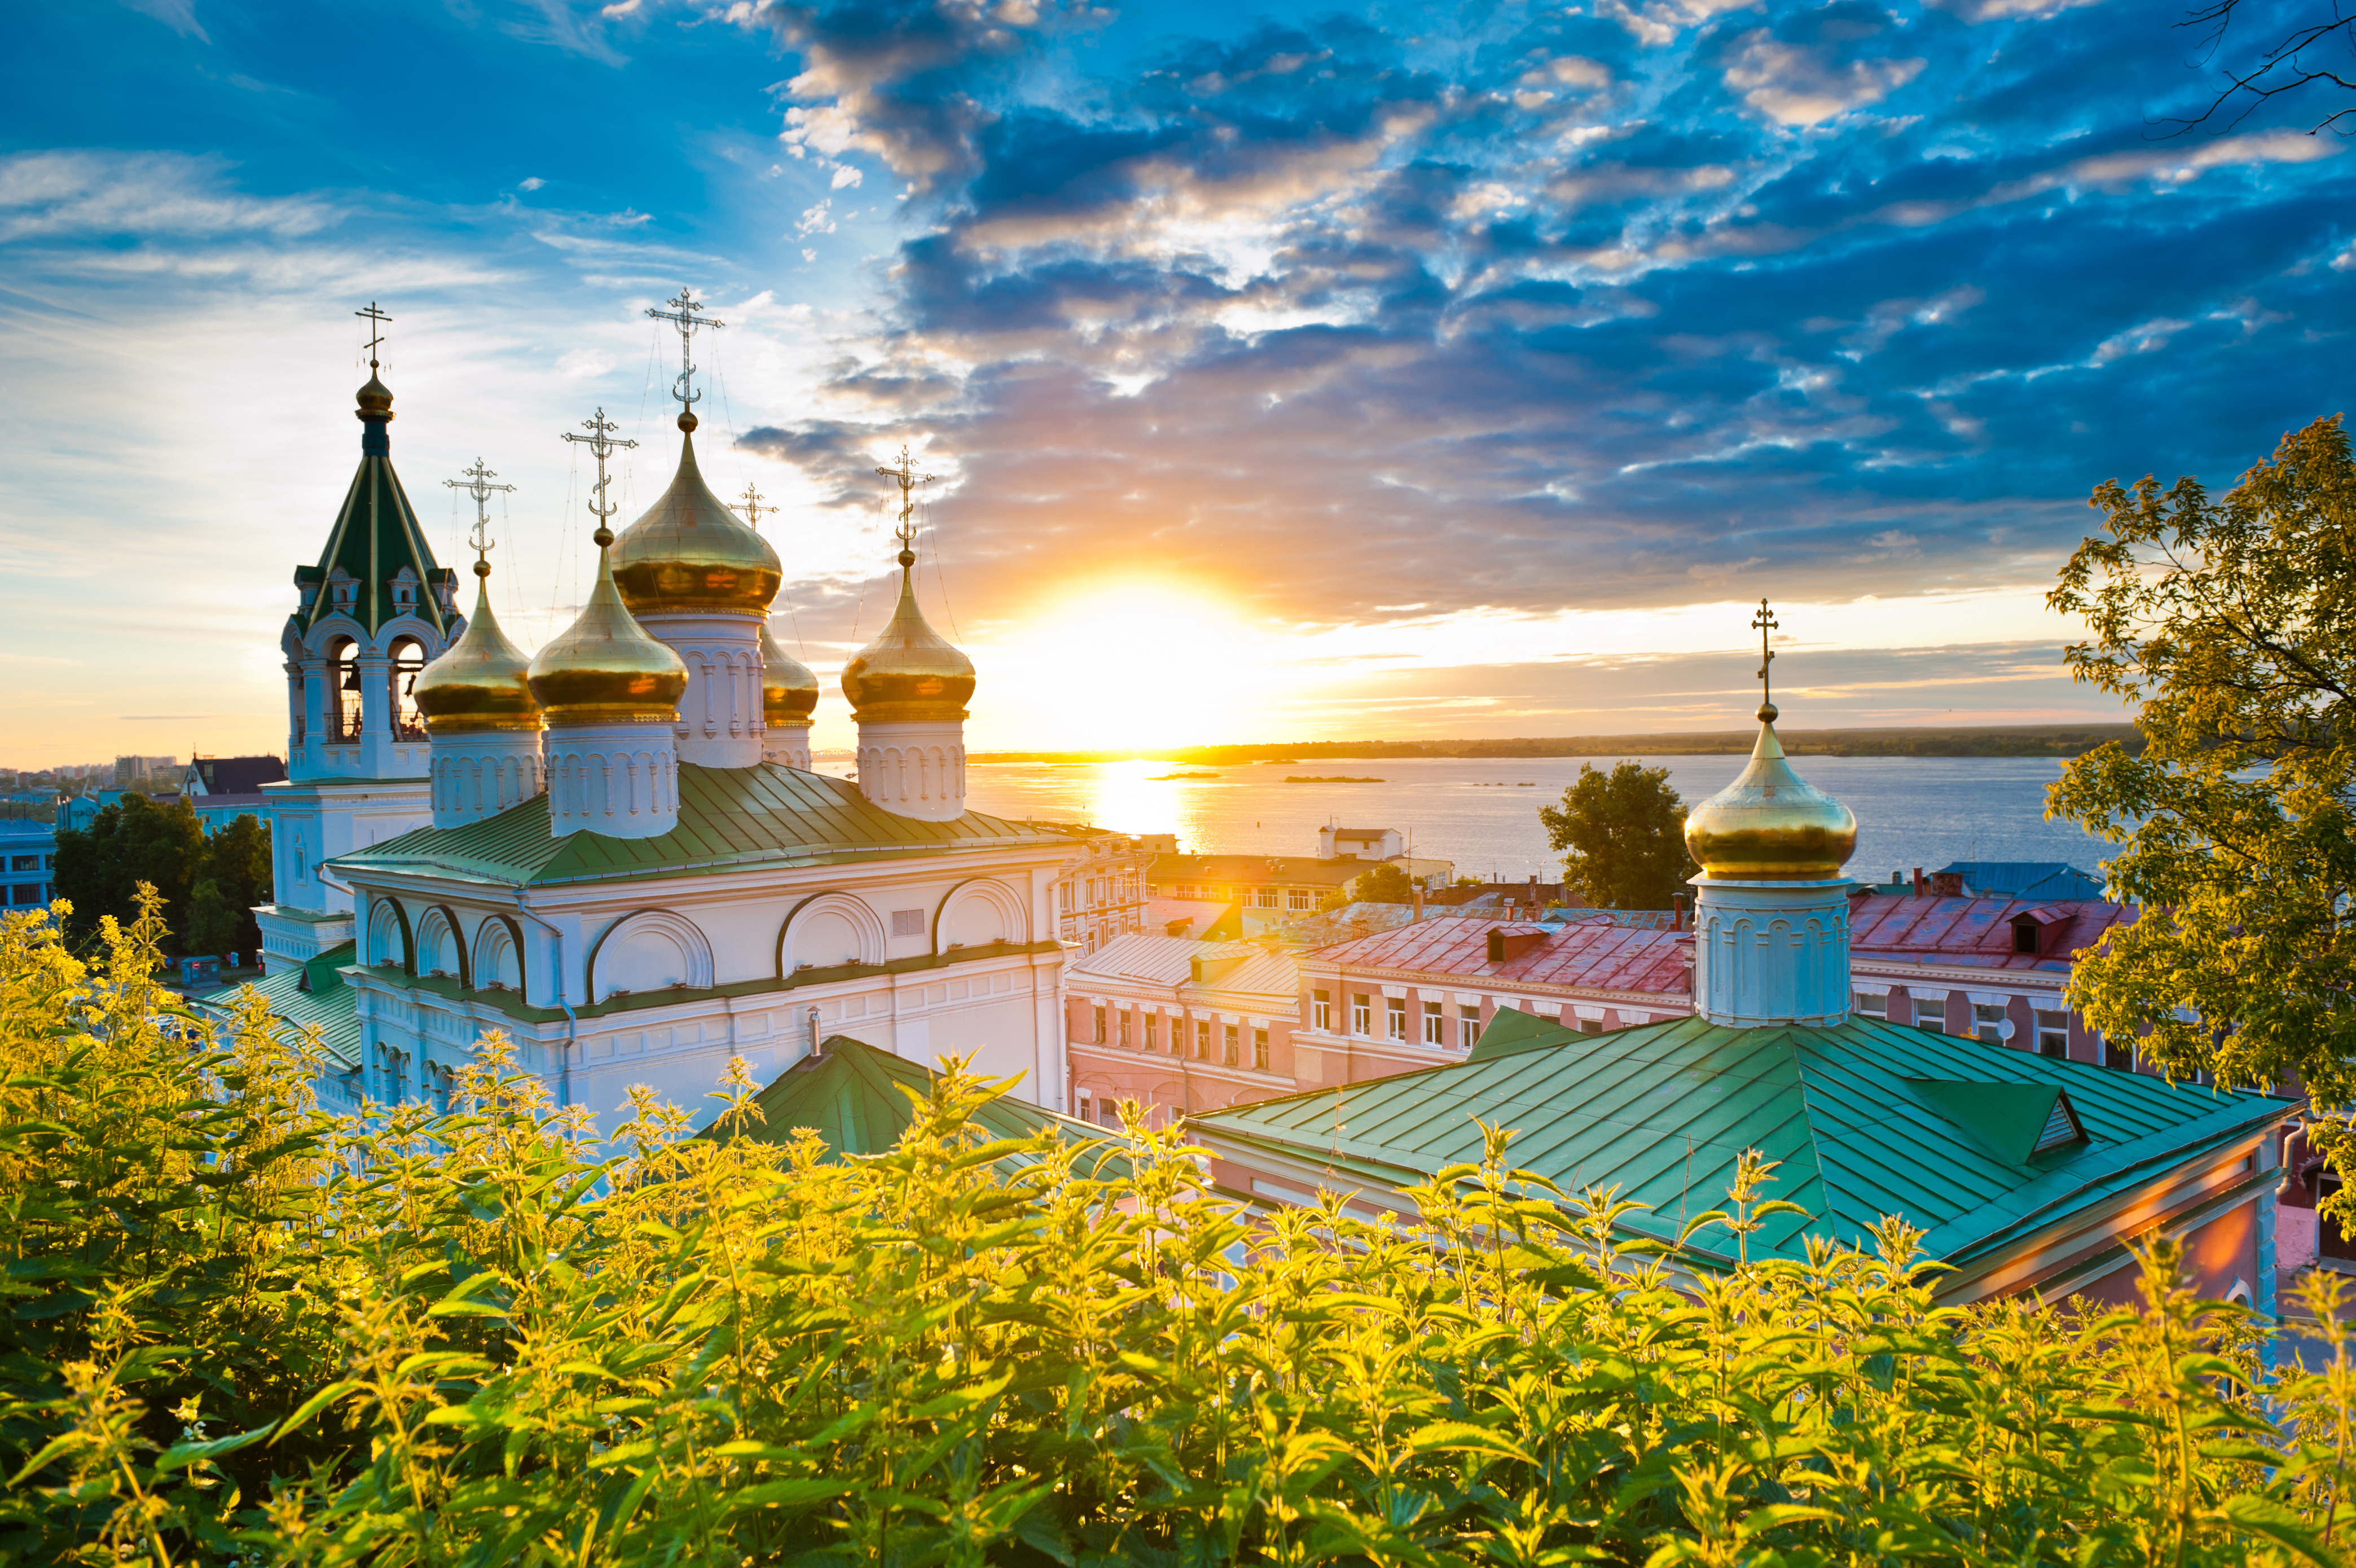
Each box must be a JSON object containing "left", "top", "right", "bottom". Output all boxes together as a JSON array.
[
  {"left": 389, "top": 636, "right": 429, "bottom": 741},
  {"left": 326, "top": 638, "right": 363, "bottom": 742}
]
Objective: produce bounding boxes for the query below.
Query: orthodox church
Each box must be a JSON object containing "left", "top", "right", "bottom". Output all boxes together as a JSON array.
[{"left": 244, "top": 332, "right": 1077, "bottom": 1130}]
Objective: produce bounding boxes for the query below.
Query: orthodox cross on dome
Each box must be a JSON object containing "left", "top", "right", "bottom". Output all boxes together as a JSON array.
[
  {"left": 1752, "top": 596, "right": 1779, "bottom": 710},
  {"left": 444, "top": 459, "right": 516, "bottom": 573},
  {"left": 644, "top": 288, "right": 724, "bottom": 414},
  {"left": 355, "top": 301, "right": 391, "bottom": 368},
  {"left": 738, "top": 484, "right": 770, "bottom": 530},
  {"left": 561, "top": 407, "right": 638, "bottom": 545},
  {"left": 873, "top": 444, "right": 937, "bottom": 562}
]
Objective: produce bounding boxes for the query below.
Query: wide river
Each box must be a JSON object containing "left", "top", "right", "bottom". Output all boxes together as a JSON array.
[{"left": 942, "top": 756, "right": 2113, "bottom": 885}]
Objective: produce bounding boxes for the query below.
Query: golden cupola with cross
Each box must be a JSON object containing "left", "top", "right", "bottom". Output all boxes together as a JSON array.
[
  {"left": 845, "top": 447, "right": 975, "bottom": 821},
  {"left": 1684, "top": 600, "right": 1859, "bottom": 1029},
  {"left": 604, "top": 293, "right": 784, "bottom": 768},
  {"left": 415, "top": 503, "right": 547, "bottom": 828}
]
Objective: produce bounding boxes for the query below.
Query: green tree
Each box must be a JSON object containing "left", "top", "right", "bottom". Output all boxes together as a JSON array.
[
  {"left": 2047, "top": 414, "right": 2356, "bottom": 1100},
  {"left": 196, "top": 811, "right": 271, "bottom": 960},
  {"left": 50, "top": 793, "right": 207, "bottom": 952},
  {"left": 1349, "top": 862, "right": 1415, "bottom": 904},
  {"left": 1540, "top": 759, "right": 1699, "bottom": 910}
]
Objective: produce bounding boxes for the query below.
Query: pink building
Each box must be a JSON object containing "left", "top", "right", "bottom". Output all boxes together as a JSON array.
[
  {"left": 1848, "top": 893, "right": 2140, "bottom": 1066},
  {"left": 1063, "top": 935, "right": 1301, "bottom": 1127},
  {"left": 1291, "top": 916, "right": 1694, "bottom": 1087}
]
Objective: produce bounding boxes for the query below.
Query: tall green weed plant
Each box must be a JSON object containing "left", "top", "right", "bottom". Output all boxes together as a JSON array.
[{"left": 3, "top": 891, "right": 2353, "bottom": 1566}]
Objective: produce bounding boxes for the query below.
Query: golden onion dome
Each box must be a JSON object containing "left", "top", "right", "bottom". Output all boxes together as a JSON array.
[
  {"left": 414, "top": 560, "right": 542, "bottom": 732},
  {"left": 355, "top": 366, "right": 393, "bottom": 421},
  {"left": 526, "top": 529, "right": 688, "bottom": 725},
  {"left": 841, "top": 552, "right": 975, "bottom": 722},
  {"left": 1683, "top": 705, "right": 1858, "bottom": 880},
  {"left": 610, "top": 414, "right": 783, "bottom": 617},
  {"left": 760, "top": 618, "right": 819, "bottom": 726}
]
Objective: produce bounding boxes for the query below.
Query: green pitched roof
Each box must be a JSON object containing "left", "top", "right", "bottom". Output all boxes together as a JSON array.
[
  {"left": 333, "top": 762, "right": 1068, "bottom": 888},
  {"left": 294, "top": 439, "right": 452, "bottom": 639},
  {"left": 727, "top": 1036, "right": 1123, "bottom": 1175},
  {"left": 1194, "top": 1012, "right": 2289, "bottom": 1276},
  {"left": 189, "top": 940, "right": 362, "bottom": 1071}
]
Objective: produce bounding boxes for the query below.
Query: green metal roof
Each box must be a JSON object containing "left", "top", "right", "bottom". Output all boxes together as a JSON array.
[
  {"left": 189, "top": 941, "right": 363, "bottom": 1071},
  {"left": 1193, "top": 1012, "right": 2290, "bottom": 1275},
  {"left": 727, "top": 1036, "right": 1124, "bottom": 1176},
  {"left": 333, "top": 762, "right": 1067, "bottom": 888},
  {"left": 294, "top": 442, "right": 453, "bottom": 639}
]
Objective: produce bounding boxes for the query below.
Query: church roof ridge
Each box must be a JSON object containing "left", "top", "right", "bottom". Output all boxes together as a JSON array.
[
  {"left": 331, "top": 761, "right": 1072, "bottom": 886},
  {"left": 296, "top": 375, "right": 454, "bottom": 639}
]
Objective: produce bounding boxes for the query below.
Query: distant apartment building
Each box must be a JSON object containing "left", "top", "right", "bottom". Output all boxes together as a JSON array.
[
  {"left": 1064, "top": 934, "right": 1301, "bottom": 1125},
  {"left": 113, "top": 754, "right": 179, "bottom": 787},
  {"left": 1038, "top": 828, "right": 1175, "bottom": 954},
  {"left": 1, "top": 822, "right": 56, "bottom": 911}
]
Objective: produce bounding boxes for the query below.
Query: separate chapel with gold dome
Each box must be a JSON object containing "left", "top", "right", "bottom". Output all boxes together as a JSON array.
[{"left": 245, "top": 334, "right": 1080, "bottom": 1130}]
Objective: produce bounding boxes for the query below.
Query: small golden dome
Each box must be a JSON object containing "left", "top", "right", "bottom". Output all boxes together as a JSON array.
[
  {"left": 526, "top": 535, "right": 688, "bottom": 725},
  {"left": 610, "top": 428, "right": 782, "bottom": 616},
  {"left": 841, "top": 557, "right": 974, "bottom": 722},
  {"left": 355, "top": 366, "right": 393, "bottom": 421},
  {"left": 1684, "top": 705, "right": 1858, "bottom": 880},
  {"left": 761, "top": 618, "right": 819, "bottom": 726},
  {"left": 415, "top": 561, "right": 542, "bottom": 733}
]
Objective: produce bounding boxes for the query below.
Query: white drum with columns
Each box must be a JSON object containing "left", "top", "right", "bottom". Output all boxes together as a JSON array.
[
  {"left": 637, "top": 612, "right": 764, "bottom": 767},
  {"left": 1690, "top": 877, "right": 1852, "bottom": 1027},
  {"left": 765, "top": 722, "right": 814, "bottom": 771},
  {"left": 855, "top": 719, "right": 968, "bottom": 822},
  {"left": 430, "top": 735, "right": 544, "bottom": 828},
  {"left": 544, "top": 722, "right": 679, "bottom": 838}
]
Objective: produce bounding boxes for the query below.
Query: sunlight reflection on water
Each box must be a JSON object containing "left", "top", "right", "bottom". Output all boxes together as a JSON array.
[{"left": 954, "top": 755, "right": 2113, "bottom": 884}]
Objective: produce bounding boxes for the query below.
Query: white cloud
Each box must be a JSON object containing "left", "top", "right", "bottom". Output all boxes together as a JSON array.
[
  {"left": 1723, "top": 33, "right": 1926, "bottom": 126},
  {"left": 519, "top": 175, "right": 548, "bottom": 191},
  {"left": 0, "top": 151, "right": 334, "bottom": 244},
  {"left": 829, "top": 162, "right": 864, "bottom": 189},
  {"left": 112, "top": 0, "right": 206, "bottom": 39},
  {"left": 2092, "top": 317, "right": 2191, "bottom": 361}
]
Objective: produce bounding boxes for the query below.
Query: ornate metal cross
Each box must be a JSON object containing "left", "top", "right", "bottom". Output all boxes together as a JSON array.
[
  {"left": 1752, "top": 596, "right": 1779, "bottom": 707},
  {"left": 355, "top": 301, "right": 392, "bottom": 366},
  {"left": 443, "top": 459, "right": 515, "bottom": 561},
  {"left": 738, "top": 484, "right": 771, "bottom": 530},
  {"left": 873, "top": 444, "right": 937, "bottom": 555},
  {"left": 644, "top": 288, "right": 724, "bottom": 412},
  {"left": 561, "top": 408, "right": 638, "bottom": 544}
]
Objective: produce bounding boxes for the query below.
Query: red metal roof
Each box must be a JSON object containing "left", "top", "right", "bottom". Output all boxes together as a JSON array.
[
  {"left": 1848, "top": 894, "right": 2137, "bottom": 972},
  {"left": 1307, "top": 916, "right": 1691, "bottom": 996}
]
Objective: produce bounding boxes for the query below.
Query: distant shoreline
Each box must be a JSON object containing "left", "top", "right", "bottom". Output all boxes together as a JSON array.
[{"left": 967, "top": 724, "right": 2142, "bottom": 763}]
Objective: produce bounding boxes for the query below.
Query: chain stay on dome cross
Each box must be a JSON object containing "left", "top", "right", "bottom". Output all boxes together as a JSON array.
[{"left": 644, "top": 288, "right": 724, "bottom": 412}]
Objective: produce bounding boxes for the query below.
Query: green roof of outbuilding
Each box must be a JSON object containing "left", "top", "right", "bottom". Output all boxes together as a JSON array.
[
  {"left": 728, "top": 1036, "right": 1124, "bottom": 1176},
  {"left": 1194, "top": 1012, "right": 2291, "bottom": 1275},
  {"left": 333, "top": 762, "right": 1067, "bottom": 888},
  {"left": 294, "top": 445, "right": 453, "bottom": 639},
  {"left": 190, "top": 940, "right": 363, "bottom": 1071}
]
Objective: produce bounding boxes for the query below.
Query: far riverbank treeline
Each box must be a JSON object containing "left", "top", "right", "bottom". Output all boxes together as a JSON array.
[{"left": 970, "top": 723, "right": 2146, "bottom": 764}]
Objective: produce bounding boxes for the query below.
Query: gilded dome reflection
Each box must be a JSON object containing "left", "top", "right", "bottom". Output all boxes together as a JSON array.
[
  {"left": 1683, "top": 706, "right": 1858, "bottom": 881},
  {"left": 610, "top": 420, "right": 783, "bottom": 617},
  {"left": 414, "top": 561, "right": 541, "bottom": 733}
]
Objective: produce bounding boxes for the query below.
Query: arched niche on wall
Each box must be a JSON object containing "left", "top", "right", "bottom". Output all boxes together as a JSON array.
[
  {"left": 775, "top": 891, "right": 889, "bottom": 979},
  {"left": 366, "top": 895, "right": 412, "bottom": 974},
  {"left": 472, "top": 913, "right": 526, "bottom": 997},
  {"left": 411, "top": 905, "right": 469, "bottom": 987},
  {"left": 933, "top": 877, "right": 1028, "bottom": 954},
  {"left": 585, "top": 909, "right": 715, "bottom": 1002}
]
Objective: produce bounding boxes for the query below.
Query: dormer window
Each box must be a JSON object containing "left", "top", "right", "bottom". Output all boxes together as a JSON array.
[
  {"left": 2033, "top": 1091, "right": 2086, "bottom": 1154},
  {"left": 2012, "top": 918, "right": 2039, "bottom": 954},
  {"left": 328, "top": 568, "right": 358, "bottom": 613},
  {"left": 390, "top": 567, "right": 419, "bottom": 613}
]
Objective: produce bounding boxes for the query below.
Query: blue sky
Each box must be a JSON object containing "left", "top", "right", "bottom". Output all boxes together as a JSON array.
[{"left": 2, "top": 0, "right": 2350, "bottom": 762}]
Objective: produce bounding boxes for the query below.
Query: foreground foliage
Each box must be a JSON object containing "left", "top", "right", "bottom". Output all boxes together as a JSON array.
[{"left": 4, "top": 897, "right": 2355, "bottom": 1566}]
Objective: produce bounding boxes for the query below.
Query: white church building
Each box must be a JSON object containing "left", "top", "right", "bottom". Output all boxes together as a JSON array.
[{"left": 237, "top": 330, "right": 1076, "bottom": 1130}]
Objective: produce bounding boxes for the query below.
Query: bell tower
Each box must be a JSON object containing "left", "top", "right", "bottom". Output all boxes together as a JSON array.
[{"left": 255, "top": 304, "right": 455, "bottom": 973}]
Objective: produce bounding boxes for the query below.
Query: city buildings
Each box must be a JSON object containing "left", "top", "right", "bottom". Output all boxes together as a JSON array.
[{"left": 1848, "top": 892, "right": 2140, "bottom": 1066}]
